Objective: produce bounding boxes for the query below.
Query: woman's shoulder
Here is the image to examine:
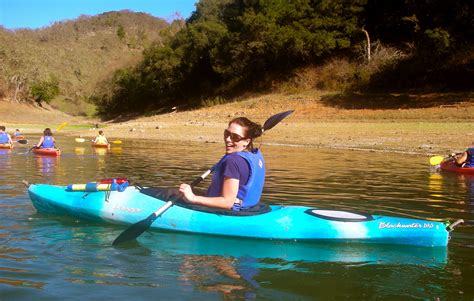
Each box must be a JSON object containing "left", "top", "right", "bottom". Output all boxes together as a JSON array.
[{"left": 226, "top": 152, "right": 247, "bottom": 162}]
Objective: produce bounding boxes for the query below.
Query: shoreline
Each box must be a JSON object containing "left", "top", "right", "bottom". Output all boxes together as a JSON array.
[{"left": 2, "top": 93, "right": 473, "bottom": 156}]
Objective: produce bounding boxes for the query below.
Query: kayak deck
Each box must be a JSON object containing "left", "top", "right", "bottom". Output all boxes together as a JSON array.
[{"left": 26, "top": 184, "right": 457, "bottom": 247}]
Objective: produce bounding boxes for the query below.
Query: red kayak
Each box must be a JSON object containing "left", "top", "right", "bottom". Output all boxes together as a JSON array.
[
  {"left": 440, "top": 160, "right": 474, "bottom": 175},
  {"left": 33, "top": 148, "right": 61, "bottom": 157},
  {"left": 0, "top": 143, "right": 13, "bottom": 149}
]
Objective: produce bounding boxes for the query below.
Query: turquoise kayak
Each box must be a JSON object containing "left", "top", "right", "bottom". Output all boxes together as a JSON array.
[{"left": 27, "top": 184, "right": 460, "bottom": 247}]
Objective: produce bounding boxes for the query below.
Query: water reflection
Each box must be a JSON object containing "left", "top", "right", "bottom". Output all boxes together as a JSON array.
[
  {"left": 35, "top": 155, "right": 59, "bottom": 176},
  {"left": 1, "top": 137, "right": 473, "bottom": 299},
  {"left": 74, "top": 147, "right": 85, "bottom": 155},
  {"left": 93, "top": 147, "right": 109, "bottom": 156}
]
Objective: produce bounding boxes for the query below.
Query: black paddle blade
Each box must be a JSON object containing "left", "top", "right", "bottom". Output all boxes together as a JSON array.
[
  {"left": 112, "top": 212, "right": 157, "bottom": 246},
  {"left": 16, "top": 139, "right": 28, "bottom": 144},
  {"left": 263, "top": 110, "right": 294, "bottom": 131}
]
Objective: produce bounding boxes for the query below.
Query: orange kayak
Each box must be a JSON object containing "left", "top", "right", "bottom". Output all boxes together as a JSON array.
[
  {"left": 92, "top": 143, "right": 109, "bottom": 148},
  {"left": 33, "top": 148, "right": 61, "bottom": 157}
]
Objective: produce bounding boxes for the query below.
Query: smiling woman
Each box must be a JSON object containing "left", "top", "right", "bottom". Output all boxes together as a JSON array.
[{"left": 179, "top": 116, "right": 266, "bottom": 211}]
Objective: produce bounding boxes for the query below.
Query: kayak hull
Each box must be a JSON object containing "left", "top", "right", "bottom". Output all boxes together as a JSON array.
[
  {"left": 0, "top": 143, "right": 13, "bottom": 149},
  {"left": 440, "top": 160, "right": 474, "bottom": 175},
  {"left": 27, "top": 184, "right": 450, "bottom": 247},
  {"left": 33, "top": 148, "right": 61, "bottom": 156},
  {"left": 92, "top": 143, "right": 109, "bottom": 148}
]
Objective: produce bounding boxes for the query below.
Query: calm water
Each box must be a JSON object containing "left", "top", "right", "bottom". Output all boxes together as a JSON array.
[{"left": 0, "top": 135, "right": 473, "bottom": 300}]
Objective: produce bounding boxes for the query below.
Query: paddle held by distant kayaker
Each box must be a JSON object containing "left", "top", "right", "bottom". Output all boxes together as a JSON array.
[
  {"left": 179, "top": 117, "right": 265, "bottom": 210},
  {"left": 36, "top": 128, "right": 56, "bottom": 148}
]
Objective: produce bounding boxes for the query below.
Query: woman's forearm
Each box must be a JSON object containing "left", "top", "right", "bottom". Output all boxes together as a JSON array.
[{"left": 191, "top": 195, "right": 235, "bottom": 209}]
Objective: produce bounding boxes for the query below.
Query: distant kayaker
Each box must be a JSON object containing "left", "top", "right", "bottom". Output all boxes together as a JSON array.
[
  {"left": 0, "top": 125, "right": 14, "bottom": 147},
  {"left": 452, "top": 142, "right": 474, "bottom": 168},
  {"left": 179, "top": 117, "right": 265, "bottom": 210},
  {"left": 36, "top": 128, "right": 56, "bottom": 148},
  {"left": 14, "top": 129, "right": 22, "bottom": 138},
  {"left": 93, "top": 130, "right": 109, "bottom": 145}
]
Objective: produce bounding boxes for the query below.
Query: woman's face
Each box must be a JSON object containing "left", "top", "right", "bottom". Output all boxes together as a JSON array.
[{"left": 223, "top": 123, "right": 250, "bottom": 154}]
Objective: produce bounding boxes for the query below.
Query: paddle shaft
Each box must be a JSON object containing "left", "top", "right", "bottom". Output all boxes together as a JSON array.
[
  {"left": 111, "top": 168, "right": 213, "bottom": 245},
  {"left": 149, "top": 168, "right": 212, "bottom": 218}
]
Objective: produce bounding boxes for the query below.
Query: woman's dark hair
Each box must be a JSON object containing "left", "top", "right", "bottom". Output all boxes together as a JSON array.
[
  {"left": 99, "top": 130, "right": 104, "bottom": 135},
  {"left": 0, "top": 126, "right": 5, "bottom": 131},
  {"left": 43, "top": 128, "right": 53, "bottom": 136},
  {"left": 229, "top": 117, "right": 263, "bottom": 150}
]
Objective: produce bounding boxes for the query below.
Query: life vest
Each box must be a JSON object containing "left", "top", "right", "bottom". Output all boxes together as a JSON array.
[
  {"left": 0, "top": 132, "right": 9, "bottom": 144},
  {"left": 209, "top": 149, "right": 265, "bottom": 210},
  {"left": 465, "top": 148, "right": 474, "bottom": 167},
  {"left": 14, "top": 132, "right": 21, "bottom": 137},
  {"left": 42, "top": 136, "right": 55, "bottom": 148}
]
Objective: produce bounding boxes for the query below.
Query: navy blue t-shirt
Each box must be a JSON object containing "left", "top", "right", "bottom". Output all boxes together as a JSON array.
[{"left": 206, "top": 153, "right": 250, "bottom": 197}]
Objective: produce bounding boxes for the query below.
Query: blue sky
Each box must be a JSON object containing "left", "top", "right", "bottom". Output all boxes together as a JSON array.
[{"left": 0, "top": 0, "right": 198, "bottom": 29}]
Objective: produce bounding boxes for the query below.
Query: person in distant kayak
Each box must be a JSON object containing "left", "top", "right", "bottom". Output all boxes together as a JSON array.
[
  {"left": 36, "top": 128, "right": 56, "bottom": 148},
  {"left": 0, "top": 126, "right": 14, "bottom": 147},
  {"left": 14, "top": 129, "right": 22, "bottom": 138},
  {"left": 453, "top": 142, "right": 474, "bottom": 168},
  {"left": 179, "top": 117, "right": 265, "bottom": 211},
  {"left": 92, "top": 130, "right": 109, "bottom": 145}
]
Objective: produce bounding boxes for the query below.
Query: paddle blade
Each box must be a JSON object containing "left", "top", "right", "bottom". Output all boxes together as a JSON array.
[
  {"left": 112, "top": 213, "right": 157, "bottom": 246},
  {"left": 263, "top": 110, "right": 294, "bottom": 131},
  {"left": 430, "top": 156, "right": 444, "bottom": 166},
  {"left": 75, "top": 138, "right": 85, "bottom": 143},
  {"left": 16, "top": 139, "right": 28, "bottom": 144},
  {"left": 111, "top": 140, "right": 122, "bottom": 145},
  {"left": 56, "top": 122, "right": 68, "bottom": 131}
]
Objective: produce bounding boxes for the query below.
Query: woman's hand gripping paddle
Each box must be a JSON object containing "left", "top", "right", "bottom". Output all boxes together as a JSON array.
[{"left": 112, "top": 110, "right": 294, "bottom": 246}]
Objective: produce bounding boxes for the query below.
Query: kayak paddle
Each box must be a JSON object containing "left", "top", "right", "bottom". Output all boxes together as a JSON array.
[
  {"left": 56, "top": 122, "right": 68, "bottom": 131},
  {"left": 14, "top": 139, "right": 28, "bottom": 145},
  {"left": 112, "top": 110, "right": 294, "bottom": 246},
  {"left": 429, "top": 156, "right": 445, "bottom": 166},
  {"left": 76, "top": 138, "right": 121, "bottom": 144},
  {"left": 112, "top": 168, "right": 213, "bottom": 246},
  {"left": 429, "top": 153, "right": 462, "bottom": 166}
]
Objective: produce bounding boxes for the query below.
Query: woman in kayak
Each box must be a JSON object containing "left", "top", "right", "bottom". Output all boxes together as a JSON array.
[
  {"left": 0, "top": 126, "right": 14, "bottom": 147},
  {"left": 453, "top": 142, "right": 474, "bottom": 168},
  {"left": 179, "top": 117, "right": 265, "bottom": 211},
  {"left": 92, "top": 130, "right": 109, "bottom": 146},
  {"left": 12, "top": 128, "right": 23, "bottom": 139},
  {"left": 36, "top": 128, "right": 56, "bottom": 148}
]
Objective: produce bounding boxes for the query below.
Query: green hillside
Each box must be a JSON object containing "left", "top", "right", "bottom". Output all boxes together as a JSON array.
[{"left": 0, "top": 10, "right": 179, "bottom": 116}]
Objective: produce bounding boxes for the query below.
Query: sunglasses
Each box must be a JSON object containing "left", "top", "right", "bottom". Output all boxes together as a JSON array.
[{"left": 224, "top": 129, "right": 247, "bottom": 142}]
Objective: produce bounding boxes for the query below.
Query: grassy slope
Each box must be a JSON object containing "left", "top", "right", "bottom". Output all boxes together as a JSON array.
[{"left": 0, "top": 11, "right": 173, "bottom": 116}]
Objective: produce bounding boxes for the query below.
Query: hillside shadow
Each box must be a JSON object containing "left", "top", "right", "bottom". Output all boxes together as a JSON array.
[{"left": 320, "top": 92, "right": 473, "bottom": 110}]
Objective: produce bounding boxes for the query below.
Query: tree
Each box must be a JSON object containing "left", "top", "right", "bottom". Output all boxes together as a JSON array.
[
  {"left": 117, "top": 24, "right": 126, "bottom": 40},
  {"left": 30, "top": 76, "right": 60, "bottom": 104}
]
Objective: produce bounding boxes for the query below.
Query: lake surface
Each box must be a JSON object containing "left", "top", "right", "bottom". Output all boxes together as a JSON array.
[{"left": 0, "top": 135, "right": 473, "bottom": 300}]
